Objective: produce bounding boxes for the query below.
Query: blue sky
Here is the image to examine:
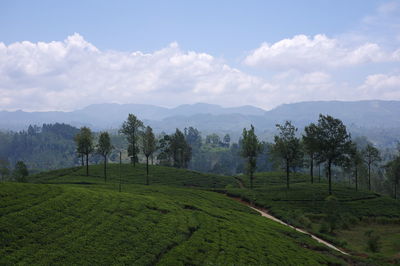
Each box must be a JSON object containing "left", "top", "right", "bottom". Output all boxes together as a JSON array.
[{"left": 0, "top": 0, "right": 399, "bottom": 111}]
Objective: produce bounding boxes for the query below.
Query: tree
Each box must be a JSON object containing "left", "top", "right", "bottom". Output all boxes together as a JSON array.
[
  {"left": 120, "top": 114, "right": 144, "bottom": 166},
  {"left": 241, "top": 125, "right": 262, "bottom": 189},
  {"left": 170, "top": 129, "right": 192, "bottom": 168},
  {"left": 157, "top": 133, "right": 173, "bottom": 166},
  {"left": 303, "top": 123, "right": 319, "bottom": 184},
  {"left": 272, "top": 121, "right": 302, "bottom": 189},
  {"left": 13, "top": 161, "right": 28, "bottom": 182},
  {"left": 314, "top": 114, "right": 352, "bottom": 195},
  {"left": 349, "top": 143, "right": 363, "bottom": 191},
  {"left": 385, "top": 156, "right": 400, "bottom": 199},
  {"left": 205, "top": 134, "right": 220, "bottom": 146},
  {"left": 223, "top": 134, "right": 231, "bottom": 147},
  {"left": 97, "top": 132, "right": 113, "bottom": 182},
  {"left": 74, "top": 132, "right": 85, "bottom": 166},
  {"left": 77, "top": 127, "right": 94, "bottom": 176},
  {"left": 184, "top": 127, "right": 202, "bottom": 152},
  {"left": 142, "top": 126, "right": 156, "bottom": 185},
  {"left": 0, "top": 158, "right": 10, "bottom": 181},
  {"left": 362, "top": 143, "right": 381, "bottom": 191}
]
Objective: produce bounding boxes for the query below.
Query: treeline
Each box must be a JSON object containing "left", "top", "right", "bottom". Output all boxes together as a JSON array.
[
  {"left": 0, "top": 124, "right": 80, "bottom": 172},
  {"left": 0, "top": 114, "right": 398, "bottom": 198},
  {"left": 241, "top": 114, "right": 399, "bottom": 198}
]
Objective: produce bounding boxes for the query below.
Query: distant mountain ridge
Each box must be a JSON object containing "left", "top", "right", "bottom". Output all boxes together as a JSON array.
[{"left": 1, "top": 100, "right": 400, "bottom": 147}]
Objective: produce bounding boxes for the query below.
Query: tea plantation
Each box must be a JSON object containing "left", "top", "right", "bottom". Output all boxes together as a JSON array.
[
  {"left": 2, "top": 180, "right": 348, "bottom": 265},
  {"left": 1, "top": 164, "right": 396, "bottom": 264},
  {"left": 228, "top": 172, "right": 400, "bottom": 262}
]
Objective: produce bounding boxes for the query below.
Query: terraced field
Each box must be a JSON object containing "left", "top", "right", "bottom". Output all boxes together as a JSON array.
[
  {"left": 28, "top": 163, "right": 237, "bottom": 189},
  {"left": 0, "top": 181, "right": 350, "bottom": 265},
  {"left": 228, "top": 172, "right": 400, "bottom": 262}
]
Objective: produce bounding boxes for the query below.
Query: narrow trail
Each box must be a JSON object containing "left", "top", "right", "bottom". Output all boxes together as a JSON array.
[{"left": 229, "top": 196, "right": 350, "bottom": 256}]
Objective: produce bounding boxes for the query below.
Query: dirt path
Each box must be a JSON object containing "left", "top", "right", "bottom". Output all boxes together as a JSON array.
[{"left": 231, "top": 197, "right": 350, "bottom": 256}]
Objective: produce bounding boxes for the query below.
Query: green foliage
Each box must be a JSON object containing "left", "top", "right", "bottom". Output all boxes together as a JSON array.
[
  {"left": 226, "top": 171, "right": 400, "bottom": 262},
  {"left": 272, "top": 121, "right": 302, "bottom": 189},
  {"left": 0, "top": 123, "right": 80, "bottom": 171},
  {"left": 142, "top": 126, "right": 156, "bottom": 184},
  {"left": 0, "top": 174, "right": 348, "bottom": 265},
  {"left": 170, "top": 129, "right": 192, "bottom": 168},
  {"left": 75, "top": 127, "right": 94, "bottom": 176},
  {"left": 120, "top": 114, "right": 144, "bottom": 165},
  {"left": 303, "top": 123, "right": 319, "bottom": 183},
  {"left": 363, "top": 143, "right": 381, "bottom": 191},
  {"left": 364, "top": 230, "right": 381, "bottom": 253},
  {"left": 241, "top": 125, "right": 262, "bottom": 189},
  {"left": 184, "top": 127, "right": 202, "bottom": 151},
  {"left": 0, "top": 158, "right": 10, "bottom": 181},
  {"left": 314, "top": 114, "right": 352, "bottom": 195},
  {"left": 385, "top": 155, "right": 400, "bottom": 199},
  {"left": 97, "top": 132, "right": 113, "bottom": 157},
  {"left": 97, "top": 131, "right": 113, "bottom": 182},
  {"left": 13, "top": 161, "right": 29, "bottom": 182}
]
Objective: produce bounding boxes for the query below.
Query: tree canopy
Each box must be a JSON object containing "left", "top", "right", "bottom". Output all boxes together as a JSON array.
[{"left": 241, "top": 125, "right": 262, "bottom": 189}]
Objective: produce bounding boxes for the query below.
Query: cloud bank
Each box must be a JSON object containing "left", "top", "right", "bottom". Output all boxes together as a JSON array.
[
  {"left": 0, "top": 32, "right": 399, "bottom": 111},
  {"left": 244, "top": 34, "right": 400, "bottom": 69}
]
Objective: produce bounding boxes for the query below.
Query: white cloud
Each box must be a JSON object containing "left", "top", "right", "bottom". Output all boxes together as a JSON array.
[
  {"left": 244, "top": 34, "right": 399, "bottom": 70},
  {"left": 358, "top": 73, "right": 400, "bottom": 99},
  {"left": 1, "top": 33, "right": 400, "bottom": 112},
  {"left": 0, "top": 34, "right": 278, "bottom": 111}
]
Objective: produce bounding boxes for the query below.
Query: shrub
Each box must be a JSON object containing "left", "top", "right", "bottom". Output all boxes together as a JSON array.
[{"left": 364, "top": 230, "right": 381, "bottom": 253}]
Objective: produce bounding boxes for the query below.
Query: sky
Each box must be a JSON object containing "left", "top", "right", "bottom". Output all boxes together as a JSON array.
[{"left": 0, "top": 0, "right": 400, "bottom": 111}]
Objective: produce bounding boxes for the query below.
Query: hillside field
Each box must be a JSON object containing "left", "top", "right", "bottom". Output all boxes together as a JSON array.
[
  {"left": 1, "top": 170, "right": 349, "bottom": 265},
  {"left": 228, "top": 172, "right": 400, "bottom": 262},
  {"left": 1, "top": 164, "right": 398, "bottom": 265}
]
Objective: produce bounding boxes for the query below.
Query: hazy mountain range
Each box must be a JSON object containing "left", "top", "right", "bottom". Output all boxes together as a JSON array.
[{"left": 1, "top": 100, "right": 400, "bottom": 147}]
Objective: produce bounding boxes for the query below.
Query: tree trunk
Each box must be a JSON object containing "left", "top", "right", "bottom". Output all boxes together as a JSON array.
[
  {"left": 146, "top": 156, "right": 149, "bottom": 185},
  {"left": 355, "top": 166, "right": 359, "bottom": 191},
  {"left": 318, "top": 163, "right": 321, "bottom": 183},
  {"left": 104, "top": 155, "right": 107, "bottom": 183},
  {"left": 119, "top": 151, "right": 122, "bottom": 192},
  {"left": 250, "top": 170, "right": 253, "bottom": 190},
  {"left": 368, "top": 163, "right": 371, "bottom": 191},
  {"left": 81, "top": 154, "right": 84, "bottom": 167},
  {"left": 286, "top": 159, "right": 290, "bottom": 190},
  {"left": 394, "top": 182, "right": 397, "bottom": 199},
  {"left": 86, "top": 153, "right": 89, "bottom": 176},
  {"left": 328, "top": 160, "right": 332, "bottom": 195},
  {"left": 310, "top": 157, "right": 314, "bottom": 184}
]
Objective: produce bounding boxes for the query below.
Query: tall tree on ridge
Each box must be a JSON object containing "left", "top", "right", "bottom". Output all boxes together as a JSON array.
[
  {"left": 120, "top": 114, "right": 144, "bottom": 167},
  {"left": 363, "top": 143, "right": 381, "bottom": 191},
  {"left": 170, "top": 129, "right": 192, "bottom": 168},
  {"left": 348, "top": 143, "right": 363, "bottom": 191},
  {"left": 272, "top": 121, "right": 302, "bottom": 189},
  {"left": 303, "top": 123, "right": 319, "bottom": 184},
  {"left": 79, "top": 127, "right": 94, "bottom": 176},
  {"left": 142, "top": 126, "right": 156, "bottom": 185},
  {"left": 74, "top": 132, "right": 85, "bottom": 166},
  {"left": 314, "top": 114, "right": 352, "bottom": 195},
  {"left": 241, "top": 125, "right": 262, "bottom": 190},
  {"left": 97, "top": 132, "right": 113, "bottom": 182}
]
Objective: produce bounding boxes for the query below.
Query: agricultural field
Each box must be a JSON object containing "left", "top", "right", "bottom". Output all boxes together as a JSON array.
[
  {"left": 28, "top": 163, "right": 237, "bottom": 189},
  {"left": 228, "top": 172, "right": 400, "bottom": 262},
  {"left": 1, "top": 175, "right": 351, "bottom": 265}
]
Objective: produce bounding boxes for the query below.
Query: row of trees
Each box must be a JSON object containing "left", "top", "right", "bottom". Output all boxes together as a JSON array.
[
  {"left": 74, "top": 127, "right": 113, "bottom": 180},
  {"left": 74, "top": 114, "right": 192, "bottom": 185},
  {"left": 241, "top": 114, "right": 387, "bottom": 195},
  {"left": 0, "top": 160, "right": 29, "bottom": 182}
]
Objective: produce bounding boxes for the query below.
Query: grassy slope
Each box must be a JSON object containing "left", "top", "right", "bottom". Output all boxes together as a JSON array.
[
  {"left": 0, "top": 180, "right": 350, "bottom": 265},
  {"left": 228, "top": 172, "right": 400, "bottom": 262},
  {"left": 28, "top": 163, "right": 238, "bottom": 189}
]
